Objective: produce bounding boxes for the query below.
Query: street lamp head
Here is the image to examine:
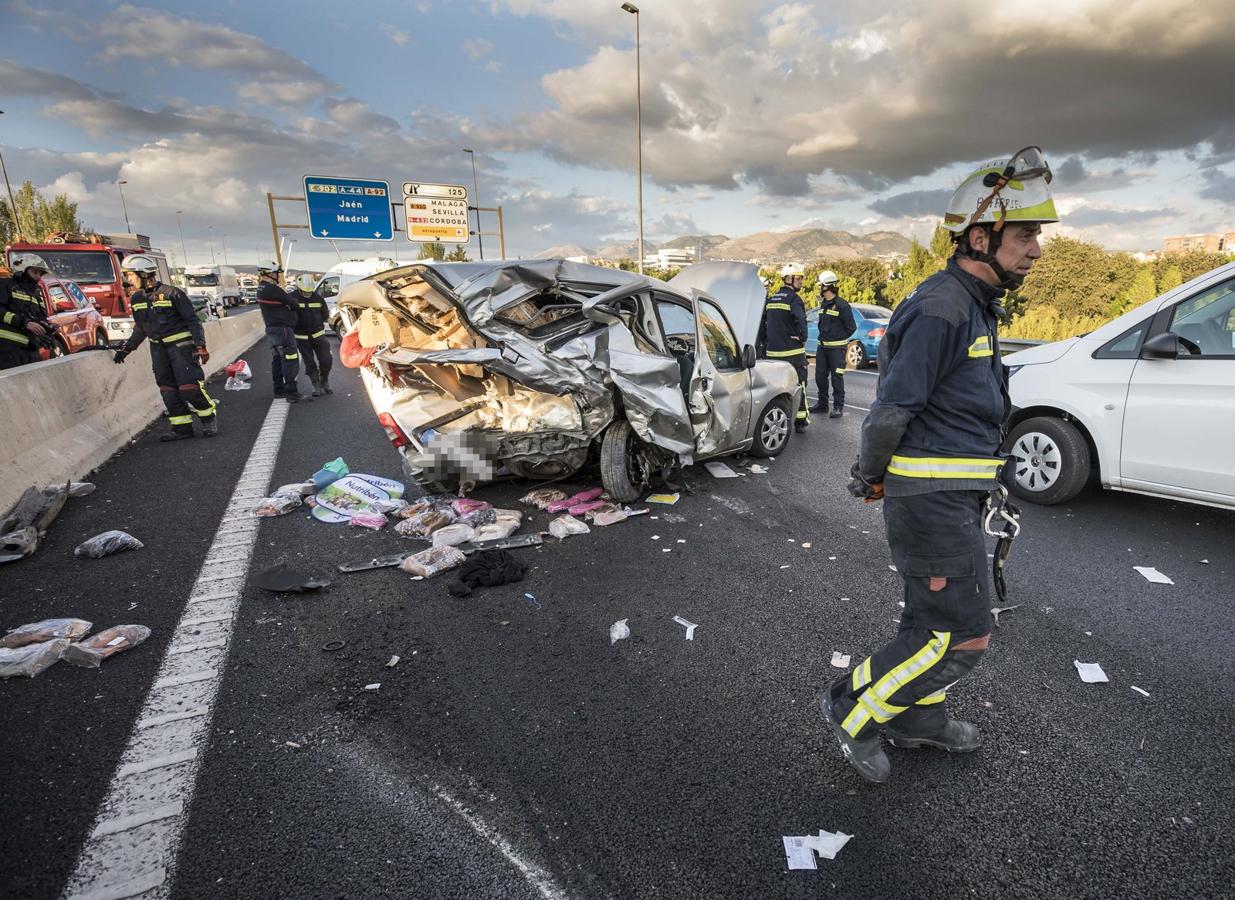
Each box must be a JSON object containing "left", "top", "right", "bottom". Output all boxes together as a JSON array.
[
  {"left": 118, "top": 180, "right": 128, "bottom": 186},
  {"left": 621, "top": 3, "right": 639, "bottom": 13},
  {"left": 462, "top": 148, "right": 474, "bottom": 154}
]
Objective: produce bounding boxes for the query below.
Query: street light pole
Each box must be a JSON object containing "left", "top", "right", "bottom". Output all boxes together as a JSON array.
[
  {"left": 175, "top": 210, "right": 189, "bottom": 266},
  {"left": 207, "top": 225, "right": 217, "bottom": 266},
  {"left": 620, "top": 3, "right": 644, "bottom": 274},
  {"left": 0, "top": 110, "right": 26, "bottom": 241},
  {"left": 117, "top": 180, "right": 132, "bottom": 234},
  {"left": 221, "top": 234, "right": 230, "bottom": 266},
  {"left": 462, "top": 148, "right": 484, "bottom": 260}
]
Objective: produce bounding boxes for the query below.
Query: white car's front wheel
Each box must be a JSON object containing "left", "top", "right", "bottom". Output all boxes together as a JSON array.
[{"left": 1006, "top": 416, "right": 1091, "bottom": 505}]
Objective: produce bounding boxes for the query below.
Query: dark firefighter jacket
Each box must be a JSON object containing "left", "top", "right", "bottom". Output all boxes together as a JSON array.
[
  {"left": 121, "top": 283, "right": 205, "bottom": 352},
  {"left": 256, "top": 281, "right": 300, "bottom": 328},
  {"left": 758, "top": 285, "right": 808, "bottom": 358}
]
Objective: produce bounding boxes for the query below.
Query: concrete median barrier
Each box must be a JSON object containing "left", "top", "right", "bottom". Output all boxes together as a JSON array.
[{"left": 0, "top": 313, "right": 264, "bottom": 512}]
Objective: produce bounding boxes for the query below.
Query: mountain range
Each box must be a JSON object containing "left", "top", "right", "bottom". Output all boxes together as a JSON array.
[{"left": 534, "top": 228, "right": 911, "bottom": 263}]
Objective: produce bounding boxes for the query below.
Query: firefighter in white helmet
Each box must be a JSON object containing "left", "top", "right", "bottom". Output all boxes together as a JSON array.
[
  {"left": 757, "top": 263, "right": 810, "bottom": 431},
  {"left": 255, "top": 260, "right": 308, "bottom": 402},
  {"left": 0, "top": 253, "right": 56, "bottom": 369},
  {"left": 811, "top": 269, "right": 857, "bottom": 418},
  {"left": 821, "top": 148, "right": 1058, "bottom": 784},
  {"left": 292, "top": 273, "right": 333, "bottom": 396}
]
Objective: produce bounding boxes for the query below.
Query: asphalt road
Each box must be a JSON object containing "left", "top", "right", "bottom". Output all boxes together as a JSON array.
[{"left": 2, "top": 349, "right": 1232, "bottom": 899}]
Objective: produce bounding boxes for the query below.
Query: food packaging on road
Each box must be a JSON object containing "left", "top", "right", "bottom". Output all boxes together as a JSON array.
[
  {"left": 400, "top": 545, "right": 466, "bottom": 578},
  {"left": 348, "top": 513, "right": 389, "bottom": 531},
  {"left": 549, "top": 515, "right": 590, "bottom": 539},
  {"left": 74, "top": 530, "right": 144, "bottom": 558},
  {"left": 0, "top": 638, "right": 71, "bottom": 679},
  {"left": 521, "top": 488, "right": 566, "bottom": 509},
  {"left": 1, "top": 618, "right": 93, "bottom": 649},
  {"left": 396, "top": 507, "right": 457, "bottom": 538},
  {"left": 63, "top": 625, "right": 152, "bottom": 668},
  {"left": 251, "top": 495, "right": 302, "bottom": 517},
  {"left": 432, "top": 523, "right": 476, "bottom": 547},
  {"left": 311, "top": 457, "right": 349, "bottom": 490}
]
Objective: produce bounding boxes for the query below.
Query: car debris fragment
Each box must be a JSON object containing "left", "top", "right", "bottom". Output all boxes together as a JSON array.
[
  {"left": 74, "top": 530, "right": 143, "bottom": 558},
  {"left": 256, "top": 563, "right": 331, "bottom": 593},
  {"left": 1133, "top": 566, "right": 1174, "bottom": 584},
  {"left": 1074, "top": 660, "right": 1109, "bottom": 683},
  {"left": 672, "top": 615, "right": 698, "bottom": 640},
  {"left": 610, "top": 619, "right": 631, "bottom": 645}
]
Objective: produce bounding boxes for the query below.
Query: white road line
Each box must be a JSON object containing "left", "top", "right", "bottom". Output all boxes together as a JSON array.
[{"left": 64, "top": 400, "right": 288, "bottom": 900}]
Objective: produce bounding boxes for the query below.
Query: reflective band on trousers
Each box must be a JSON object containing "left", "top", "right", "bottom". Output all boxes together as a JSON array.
[
  {"left": 156, "top": 331, "right": 193, "bottom": 344},
  {"left": 169, "top": 414, "right": 193, "bottom": 426},
  {"left": 842, "top": 631, "right": 952, "bottom": 737},
  {"left": 886, "top": 455, "right": 1002, "bottom": 479},
  {"left": 820, "top": 339, "right": 849, "bottom": 347},
  {"left": 766, "top": 347, "right": 806, "bottom": 358},
  {"left": 284, "top": 352, "right": 299, "bottom": 360},
  {"left": 295, "top": 330, "right": 326, "bottom": 340},
  {"left": 834, "top": 368, "right": 845, "bottom": 374}
]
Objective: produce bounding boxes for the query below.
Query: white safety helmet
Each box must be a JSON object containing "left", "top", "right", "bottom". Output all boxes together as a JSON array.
[
  {"left": 818, "top": 270, "right": 839, "bottom": 288},
  {"left": 257, "top": 259, "right": 282, "bottom": 276},
  {"left": 295, "top": 273, "right": 317, "bottom": 293},
  {"left": 10, "top": 253, "right": 51, "bottom": 276},
  {"left": 943, "top": 146, "right": 1059, "bottom": 236},
  {"left": 120, "top": 255, "right": 159, "bottom": 276},
  {"left": 779, "top": 263, "right": 805, "bottom": 278}
]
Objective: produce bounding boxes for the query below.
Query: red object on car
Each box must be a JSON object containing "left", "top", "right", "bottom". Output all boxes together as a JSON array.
[
  {"left": 339, "top": 330, "right": 375, "bottom": 368},
  {"left": 34, "top": 273, "right": 109, "bottom": 359}
]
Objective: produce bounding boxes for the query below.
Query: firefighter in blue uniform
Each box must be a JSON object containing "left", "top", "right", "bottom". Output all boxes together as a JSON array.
[
  {"left": 113, "top": 255, "right": 218, "bottom": 440},
  {"left": 758, "top": 263, "right": 811, "bottom": 432},
  {"left": 0, "top": 254, "right": 56, "bottom": 370},
  {"left": 811, "top": 270, "right": 856, "bottom": 418},
  {"left": 255, "top": 260, "right": 307, "bottom": 402},
  {"left": 292, "top": 274, "right": 334, "bottom": 397},
  {"left": 821, "top": 148, "right": 1059, "bottom": 783}
]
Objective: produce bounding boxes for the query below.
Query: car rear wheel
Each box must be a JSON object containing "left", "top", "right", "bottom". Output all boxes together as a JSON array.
[
  {"left": 95, "top": 329, "right": 108, "bottom": 347},
  {"left": 846, "top": 341, "right": 867, "bottom": 369},
  {"left": 50, "top": 339, "right": 68, "bottom": 358},
  {"left": 1006, "top": 416, "right": 1090, "bottom": 505},
  {"left": 600, "top": 419, "right": 647, "bottom": 503},
  {"left": 749, "top": 398, "right": 792, "bottom": 458}
]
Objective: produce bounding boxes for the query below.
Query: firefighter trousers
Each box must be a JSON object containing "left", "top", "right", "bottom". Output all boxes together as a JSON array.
[
  {"left": 266, "top": 325, "right": 301, "bottom": 396},
  {"left": 152, "top": 341, "right": 216, "bottom": 435},
  {"left": 815, "top": 346, "right": 847, "bottom": 409},
  {"left": 790, "top": 357, "right": 811, "bottom": 426},
  {"left": 828, "top": 490, "right": 992, "bottom": 740},
  {"left": 296, "top": 333, "right": 333, "bottom": 384}
]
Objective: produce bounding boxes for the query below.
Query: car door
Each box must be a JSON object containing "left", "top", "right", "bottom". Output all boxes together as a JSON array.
[
  {"left": 44, "top": 280, "right": 85, "bottom": 351},
  {"left": 687, "top": 293, "right": 753, "bottom": 456},
  {"left": 1120, "top": 275, "right": 1235, "bottom": 502}
]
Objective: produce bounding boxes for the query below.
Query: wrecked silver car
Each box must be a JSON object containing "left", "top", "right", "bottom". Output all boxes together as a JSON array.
[{"left": 334, "top": 259, "right": 802, "bottom": 501}]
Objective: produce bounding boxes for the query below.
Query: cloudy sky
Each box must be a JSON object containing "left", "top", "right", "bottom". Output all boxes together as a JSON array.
[{"left": 3, "top": 0, "right": 1234, "bottom": 268}]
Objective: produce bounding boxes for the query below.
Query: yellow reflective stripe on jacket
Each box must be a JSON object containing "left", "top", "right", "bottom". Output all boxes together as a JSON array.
[
  {"left": 765, "top": 302, "right": 792, "bottom": 311},
  {"left": 131, "top": 302, "right": 148, "bottom": 311},
  {"left": 766, "top": 347, "right": 806, "bottom": 357},
  {"left": 825, "top": 308, "right": 840, "bottom": 316},
  {"left": 294, "top": 334, "right": 309, "bottom": 340},
  {"left": 156, "top": 330, "right": 193, "bottom": 344},
  {"left": 152, "top": 300, "right": 174, "bottom": 308},
  {"left": 968, "top": 335, "right": 993, "bottom": 358},
  {"left": 820, "top": 339, "right": 849, "bottom": 346},
  {"left": 3, "top": 311, "right": 18, "bottom": 324},
  {"left": 12, "top": 290, "right": 40, "bottom": 307},
  {"left": 842, "top": 631, "right": 951, "bottom": 737},
  {"left": 886, "top": 454, "right": 1002, "bottom": 479},
  {"left": 0, "top": 326, "right": 31, "bottom": 345}
]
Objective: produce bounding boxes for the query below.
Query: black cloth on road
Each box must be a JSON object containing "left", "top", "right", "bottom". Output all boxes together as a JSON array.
[{"left": 447, "top": 550, "right": 528, "bottom": 597}]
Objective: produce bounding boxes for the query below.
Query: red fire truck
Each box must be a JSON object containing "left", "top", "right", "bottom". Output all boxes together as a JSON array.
[{"left": 4, "top": 232, "right": 172, "bottom": 347}]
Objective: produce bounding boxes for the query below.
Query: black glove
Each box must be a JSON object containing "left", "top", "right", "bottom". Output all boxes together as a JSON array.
[
  {"left": 113, "top": 348, "right": 129, "bottom": 365},
  {"left": 847, "top": 459, "right": 885, "bottom": 502}
]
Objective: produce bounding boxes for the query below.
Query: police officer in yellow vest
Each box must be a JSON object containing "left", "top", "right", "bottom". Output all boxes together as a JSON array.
[
  {"left": 821, "top": 148, "right": 1059, "bottom": 783},
  {"left": 811, "top": 270, "right": 856, "bottom": 418},
  {"left": 758, "top": 263, "right": 811, "bottom": 432},
  {"left": 113, "top": 255, "right": 218, "bottom": 441}
]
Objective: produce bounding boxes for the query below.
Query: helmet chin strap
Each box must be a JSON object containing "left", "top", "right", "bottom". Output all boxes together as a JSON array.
[{"left": 968, "top": 213, "right": 1023, "bottom": 291}]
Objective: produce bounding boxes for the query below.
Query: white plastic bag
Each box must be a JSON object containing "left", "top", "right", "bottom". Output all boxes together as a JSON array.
[
  {"left": 0, "top": 638, "right": 69, "bottom": 678},
  {"left": 474, "top": 509, "right": 522, "bottom": 541},
  {"left": 0, "top": 618, "right": 92, "bottom": 649},
  {"left": 251, "top": 495, "right": 302, "bottom": 517},
  {"left": 68, "top": 482, "right": 96, "bottom": 498},
  {"left": 399, "top": 545, "right": 466, "bottom": 578},
  {"left": 224, "top": 376, "right": 252, "bottom": 391},
  {"left": 272, "top": 482, "right": 316, "bottom": 499},
  {"left": 74, "top": 530, "right": 144, "bottom": 558},
  {"left": 432, "top": 523, "right": 476, "bottom": 547},
  {"left": 548, "top": 514, "right": 590, "bottom": 539}
]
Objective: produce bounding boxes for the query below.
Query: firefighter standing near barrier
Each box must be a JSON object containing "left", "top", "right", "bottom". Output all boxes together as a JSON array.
[
  {"left": 255, "top": 260, "right": 307, "bottom": 402},
  {"left": 113, "top": 255, "right": 218, "bottom": 440},
  {"left": 0, "top": 253, "right": 57, "bottom": 370},
  {"left": 758, "top": 263, "right": 811, "bottom": 432},
  {"left": 292, "top": 274, "right": 334, "bottom": 397},
  {"left": 811, "top": 270, "right": 856, "bottom": 418},
  {"left": 821, "top": 147, "right": 1058, "bottom": 783}
]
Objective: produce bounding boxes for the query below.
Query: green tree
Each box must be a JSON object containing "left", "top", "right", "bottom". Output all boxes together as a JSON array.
[
  {"left": 1154, "top": 251, "right": 1227, "bottom": 285},
  {"left": 884, "top": 239, "right": 945, "bottom": 307},
  {"left": 1157, "top": 265, "right": 1183, "bottom": 293},
  {"left": 928, "top": 224, "right": 954, "bottom": 261},
  {"left": 445, "top": 245, "right": 470, "bottom": 262},
  {"left": 0, "top": 179, "right": 88, "bottom": 243},
  {"left": 417, "top": 241, "right": 446, "bottom": 261},
  {"left": 1110, "top": 266, "right": 1157, "bottom": 317},
  {"left": 1017, "top": 236, "right": 1137, "bottom": 317}
]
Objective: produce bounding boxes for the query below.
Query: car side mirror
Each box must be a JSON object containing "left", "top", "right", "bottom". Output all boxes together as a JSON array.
[
  {"left": 54, "top": 298, "right": 76, "bottom": 312},
  {"left": 1141, "top": 331, "right": 1198, "bottom": 359},
  {"left": 742, "top": 344, "right": 757, "bottom": 369}
]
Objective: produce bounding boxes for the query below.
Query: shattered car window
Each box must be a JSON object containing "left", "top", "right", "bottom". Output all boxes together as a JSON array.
[
  {"left": 698, "top": 299, "right": 740, "bottom": 370},
  {"left": 656, "top": 300, "right": 696, "bottom": 355},
  {"left": 494, "top": 294, "right": 582, "bottom": 333}
]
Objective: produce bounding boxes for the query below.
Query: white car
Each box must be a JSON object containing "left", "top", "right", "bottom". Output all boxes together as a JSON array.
[{"left": 1005, "top": 262, "right": 1235, "bottom": 510}]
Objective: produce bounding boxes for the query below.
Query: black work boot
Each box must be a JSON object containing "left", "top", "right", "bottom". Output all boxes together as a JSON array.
[
  {"left": 160, "top": 429, "right": 195, "bottom": 443},
  {"left": 311, "top": 378, "right": 324, "bottom": 397},
  {"left": 200, "top": 415, "right": 219, "bottom": 437},
  {"left": 820, "top": 687, "right": 891, "bottom": 783},
  {"left": 830, "top": 405, "right": 844, "bottom": 418},
  {"left": 885, "top": 706, "right": 980, "bottom": 753},
  {"left": 810, "top": 404, "right": 827, "bottom": 413},
  {"left": 322, "top": 375, "right": 333, "bottom": 395}
]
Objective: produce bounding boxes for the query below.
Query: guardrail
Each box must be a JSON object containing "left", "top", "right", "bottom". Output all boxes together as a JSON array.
[
  {"left": 0, "top": 313, "right": 264, "bottom": 512},
  {"left": 999, "top": 337, "right": 1048, "bottom": 353}
]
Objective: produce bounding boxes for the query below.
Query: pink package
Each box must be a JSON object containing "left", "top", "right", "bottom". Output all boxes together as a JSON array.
[
  {"left": 452, "top": 498, "right": 492, "bottom": 516},
  {"left": 568, "top": 499, "right": 608, "bottom": 516},
  {"left": 547, "top": 488, "right": 604, "bottom": 514},
  {"left": 348, "top": 513, "right": 388, "bottom": 531}
]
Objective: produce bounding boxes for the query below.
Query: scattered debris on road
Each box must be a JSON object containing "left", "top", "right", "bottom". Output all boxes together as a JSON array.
[
  {"left": 321, "top": 639, "right": 346, "bottom": 652},
  {"left": 1, "top": 618, "right": 92, "bottom": 648},
  {"left": 1074, "top": 661, "right": 1109, "bottom": 683},
  {"left": 385, "top": 655, "right": 400, "bottom": 667},
  {"left": 347, "top": 512, "right": 388, "bottom": 531},
  {"left": 610, "top": 619, "right": 630, "bottom": 645},
  {"left": 252, "top": 494, "right": 302, "bottom": 517},
  {"left": 67, "top": 482, "right": 96, "bottom": 498},
  {"left": 446, "top": 549, "right": 528, "bottom": 597},
  {"left": 1131, "top": 685, "right": 1150, "bottom": 697},
  {"left": 256, "top": 562, "right": 331, "bottom": 594},
  {"left": 991, "top": 604, "right": 1021, "bottom": 627},
  {"left": 0, "top": 526, "right": 40, "bottom": 564},
  {"left": 749, "top": 464, "right": 769, "bottom": 474},
  {"left": 364, "top": 683, "right": 381, "bottom": 691},
  {"left": 705, "top": 461, "right": 740, "bottom": 478},
  {"left": 783, "top": 830, "right": 852, "bottom": 869},
  {"left": 0, "top": 482, "right": 71, "bottom": 563},
  {"left": 672, "top": 615, "right": 698, "bottom": 640},
  {"left": 74, "top": 530, "right": 143, "bottom": 558},
  {"left": 0, "top": 638, "right": 70, "bottom": 678},
  {"left": 548, "top": 514, "right": 590, "bottom": 539},
  {"left": 1133, "top": 566, "right": 1174, "bottom": 585},
  {"left": 646, "top": 492, "right": 680, "bottom": 505},
  {"left": 400, "top": 545, "right": 466, "bottom": 578},
  {"left": 63, "top": 625, "right": 151, "bottom": 667},
  {"left": 311, "top": 456, "right": 349, "bottom": 489},
  {"left": 524, "top": 592, "right": 542, "bottom": 610},
  {"left": 830, "top": 651, "right": 851, "bottom": 668}
]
